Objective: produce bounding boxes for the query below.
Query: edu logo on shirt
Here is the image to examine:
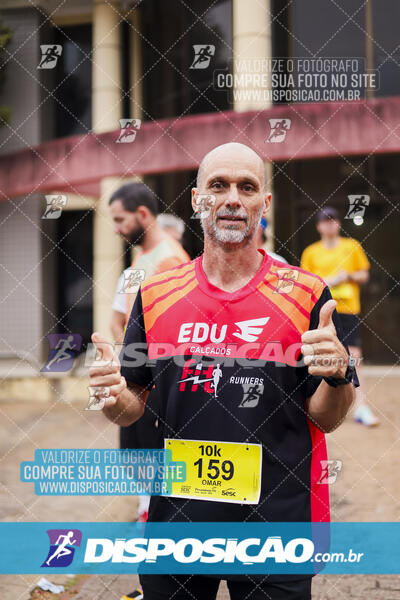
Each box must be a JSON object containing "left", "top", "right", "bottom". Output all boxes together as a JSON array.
[
  {"left": 178, "top": 317, "right": 270, "bottom": 344},
  {"left": 41, "top": 529, "right": 82, "bottom": 567}
]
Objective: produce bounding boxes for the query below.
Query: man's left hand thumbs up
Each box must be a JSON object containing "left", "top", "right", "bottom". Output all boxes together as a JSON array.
[
  {"left": 317, "top": 299, "right": 337, "bottom": 330},
  {"left": 301, "top": 299, "right": 349, "bottom": 378}
]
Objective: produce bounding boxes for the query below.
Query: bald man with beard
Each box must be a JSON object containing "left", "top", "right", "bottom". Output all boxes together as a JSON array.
[{"left": 90, "top": 143, "right": 358, "bottom": 600}]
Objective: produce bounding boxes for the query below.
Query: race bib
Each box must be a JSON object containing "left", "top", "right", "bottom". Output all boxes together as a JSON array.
[{"left": 164, "top": 438, "right": 262, "bottom": 504}]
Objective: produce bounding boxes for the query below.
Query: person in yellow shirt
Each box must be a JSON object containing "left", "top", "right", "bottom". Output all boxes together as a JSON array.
[{"left": 301, "top": 206, "right": 378, "bottom": 426}]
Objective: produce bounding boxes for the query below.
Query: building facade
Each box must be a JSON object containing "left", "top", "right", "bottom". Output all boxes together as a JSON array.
[{"left": 0, "top": 0, "right": 399, "bottom": 397}]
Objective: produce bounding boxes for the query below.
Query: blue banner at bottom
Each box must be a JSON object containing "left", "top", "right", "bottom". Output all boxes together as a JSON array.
[{"left": 0, "top": 522, "right": 399, "bottom": 574}]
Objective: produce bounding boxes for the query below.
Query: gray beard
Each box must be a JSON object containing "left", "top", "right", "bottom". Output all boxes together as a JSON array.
[{"left": 200, "top": 206, "right": 264, "bottom": 247}]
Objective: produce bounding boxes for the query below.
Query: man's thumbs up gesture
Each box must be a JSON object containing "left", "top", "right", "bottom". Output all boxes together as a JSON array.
[
  {"left": 89, "top": 332, "right": 127, "bottom": 408},
  {"left": 301, "top": 299, "right": 349, "bottom": 378}
]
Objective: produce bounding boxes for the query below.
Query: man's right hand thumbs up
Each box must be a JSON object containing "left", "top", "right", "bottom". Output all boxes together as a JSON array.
[
  {"left": 91, "top": 332, "right": 118, "bottom": 364},
  {"left": 89, "top": 332, "right": 126, "bottom": 407}
]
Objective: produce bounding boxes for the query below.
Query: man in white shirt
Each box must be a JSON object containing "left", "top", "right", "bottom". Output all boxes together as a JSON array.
[{"left": 108, "top": 182, "right": 189, "bottom": 522}]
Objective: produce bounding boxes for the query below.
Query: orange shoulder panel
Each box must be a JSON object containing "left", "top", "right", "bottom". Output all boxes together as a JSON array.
[
  {"left": 259, "top": 265, "right": 326, "bottom": 334},
  {"left": 143, "top": 274, "right": 197, "bottom": 332}
]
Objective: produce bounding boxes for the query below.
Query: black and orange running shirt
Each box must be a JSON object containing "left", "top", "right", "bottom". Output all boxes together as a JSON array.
[{"left": 120, "top": 250, "right": 352, "bottom": 526}]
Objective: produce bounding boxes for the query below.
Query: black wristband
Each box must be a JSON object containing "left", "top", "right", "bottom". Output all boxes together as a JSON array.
[{"left": 323, "top": 356, "right": 356, "bottom": 388}]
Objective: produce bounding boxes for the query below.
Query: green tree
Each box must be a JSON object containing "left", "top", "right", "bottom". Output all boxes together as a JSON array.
[{"left": 0, "top": 17, "right": 12, "bottom": 126}]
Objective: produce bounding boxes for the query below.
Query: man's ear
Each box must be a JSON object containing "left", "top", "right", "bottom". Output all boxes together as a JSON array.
[
  {"left": 262, "top": 192, "right": 272, "bottom": 218},
  {"left": 136, "top": 205, "right": 151, "bottom": 222}
]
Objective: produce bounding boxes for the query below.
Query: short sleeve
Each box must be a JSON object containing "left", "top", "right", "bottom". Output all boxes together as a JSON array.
[
  {"left": 156, "top": 255, "right": 187, "bottom": 273},
  {"left": 351, "top": 240, "right": 370, "bottom": 271},
  {"left": 119, "top": 290, "right": 154, "bottom": 390},
  {"left": 112, "top": 273, "right": 127, "bottom": 314},
  {"left": 300, "top": 247, "right": 312, "bottom": 272},
  {"left": 299, "top": 285, "right": 360, "bottom": 399}
]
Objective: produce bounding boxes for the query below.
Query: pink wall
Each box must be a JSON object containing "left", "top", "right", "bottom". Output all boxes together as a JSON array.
[{"left": 1, "top": 97, "right": 400, "bottom": 201}]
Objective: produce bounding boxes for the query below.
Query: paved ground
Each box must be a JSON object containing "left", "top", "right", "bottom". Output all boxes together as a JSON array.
[{"left": 0, "top": 369, "right": 399, "bottom": 599}]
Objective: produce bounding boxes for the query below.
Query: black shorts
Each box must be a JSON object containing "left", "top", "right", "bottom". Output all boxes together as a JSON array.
[
  {"left": 338, "top": 313, "right": 361, "bottom": 348},
  {"left": 139, "top": 574, "right": 311, "bottom": 600}
]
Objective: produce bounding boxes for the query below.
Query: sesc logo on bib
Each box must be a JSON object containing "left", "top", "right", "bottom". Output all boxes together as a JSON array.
[{"left": 221, "top": 487, "right": 236, "bottom": 497}]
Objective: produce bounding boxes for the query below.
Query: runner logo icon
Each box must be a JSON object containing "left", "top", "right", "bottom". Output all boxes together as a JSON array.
[
  {"left": 41, "top": 529, "right": 82, "bottom": 567},
  {"left": 265, "top": 118, "right": 291, "bottom": 143},
  {"left": 238, "top": 383, "right": 264, "bottom": 408},
  {"left": 178, "top": 360, "right": 223, "bottom": 398},
  {"left": 41, "top": 334, "right": 82, "bottom": 373},
  {"left": 190, "top": 45, "right": 215, "bottom": 69}
]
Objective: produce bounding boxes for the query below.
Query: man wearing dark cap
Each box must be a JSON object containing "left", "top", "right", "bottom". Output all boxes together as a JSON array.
[{"left": 301, "top": 207, "right": 378, "bottom": 426}]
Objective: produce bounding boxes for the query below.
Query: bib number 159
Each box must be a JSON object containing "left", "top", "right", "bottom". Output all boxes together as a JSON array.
[{"left": 193, "top": 444, "right": 234, "bottom": 480}]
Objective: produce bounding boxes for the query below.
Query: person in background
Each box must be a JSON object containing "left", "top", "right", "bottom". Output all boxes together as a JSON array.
[
  {"left": 256, "top": 217, "right": 288, "bottom": 263},
  {"left": 109, "top": 182, "right": 190, "bottom": 523},
  {"left": 110, "top": 185, "right": 189, "bottom": 345},
  {"left": 157, "top": 213, "right": 185, "bottom": 244},
  {"left": 301, "top": 206, "right": 378, "bottom": 426}
]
